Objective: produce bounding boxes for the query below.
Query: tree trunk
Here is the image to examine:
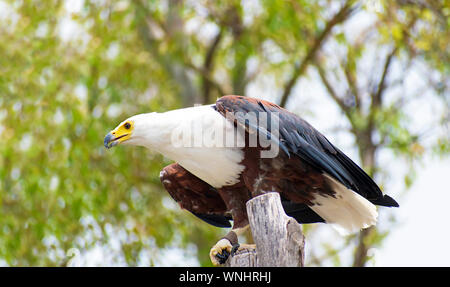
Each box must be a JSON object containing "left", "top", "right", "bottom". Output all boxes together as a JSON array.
[{"left": 224, "top": 192, "right": 305, "bottom": 267}]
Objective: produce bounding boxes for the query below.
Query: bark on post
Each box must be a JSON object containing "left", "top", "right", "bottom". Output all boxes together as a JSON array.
[{"left": 224, "top": 192, "right": 305, "bottom": 267}]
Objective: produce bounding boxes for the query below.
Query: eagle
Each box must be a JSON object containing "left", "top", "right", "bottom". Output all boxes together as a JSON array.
[{"left": 104, "top": 95, "right": 398, "bottom": 265}]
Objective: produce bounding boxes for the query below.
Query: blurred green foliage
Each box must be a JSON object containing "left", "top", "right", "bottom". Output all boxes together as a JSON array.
[{"left": 0, "top": 0, "right": 448, "bottom": 266}]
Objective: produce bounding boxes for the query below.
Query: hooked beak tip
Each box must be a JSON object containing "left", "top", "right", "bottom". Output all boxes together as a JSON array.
[{"left": 104, "top": 132, "right": 115, "bottom": 149}]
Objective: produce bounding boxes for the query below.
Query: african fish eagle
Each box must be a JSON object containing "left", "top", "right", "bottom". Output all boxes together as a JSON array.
[{"left": 104, "top": 95, "right": 398, "bottom": 265}]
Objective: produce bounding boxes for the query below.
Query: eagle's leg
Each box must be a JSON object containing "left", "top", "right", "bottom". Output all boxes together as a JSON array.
[{"left": 209, "top": 186, "right": 252, "bottom": 265}]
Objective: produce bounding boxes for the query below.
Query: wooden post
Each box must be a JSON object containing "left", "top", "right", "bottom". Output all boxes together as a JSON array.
[{"left": 224, "top": 192, "right": 305, "bottom": 267}]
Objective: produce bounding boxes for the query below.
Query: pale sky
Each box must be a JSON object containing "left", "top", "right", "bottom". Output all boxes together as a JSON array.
[{"left": 376, "top": 156, "right": 450, "bottom": 266}]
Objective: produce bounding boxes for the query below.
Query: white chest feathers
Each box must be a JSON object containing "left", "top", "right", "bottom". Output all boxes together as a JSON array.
[{"left": 141, "top": 105, "right": 246, "bottom": 188}]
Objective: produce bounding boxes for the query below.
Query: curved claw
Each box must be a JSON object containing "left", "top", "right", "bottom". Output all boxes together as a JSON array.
[
  {"left": 230, "top": 243, "right": 240, "bottom": 257},
  {"left": 215, "top": 243, "right": 240, "bottom": 264},
  {"left": 216, "top": 250, "right": 230, "bottom": 264}
]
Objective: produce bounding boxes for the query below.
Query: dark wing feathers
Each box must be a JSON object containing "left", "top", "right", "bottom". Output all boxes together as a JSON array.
[
  {"left": 281, "top": 200, "right": 325, "bottom": 224},
  {"left": 316, "top": 132, "right": 337, "bottom": 154},
  {"left": 216, "top": 95, "right": 398, "bottom": 207},
  {"left": 160, "top": 163, "right": 233, "bottom": 228},
  {"left": 190, "top": 212, "right": 232, "bottom": 228}
]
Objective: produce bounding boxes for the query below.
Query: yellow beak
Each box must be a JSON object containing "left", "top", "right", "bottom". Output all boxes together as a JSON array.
[{"left": 104, "top": 127, "right": 131, "bottom": 149}]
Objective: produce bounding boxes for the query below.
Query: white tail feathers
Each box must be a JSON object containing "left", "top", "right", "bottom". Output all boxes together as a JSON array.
[{"left": 309, "top": 174, "right": 378, "bottom": 234}]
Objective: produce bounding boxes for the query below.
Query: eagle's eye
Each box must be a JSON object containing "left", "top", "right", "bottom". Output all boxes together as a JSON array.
[{"left": 124, "top": 122, "right": 131, "bottom": 129}]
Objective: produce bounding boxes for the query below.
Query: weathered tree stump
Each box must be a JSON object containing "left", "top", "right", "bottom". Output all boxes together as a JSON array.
[{"left": 224, "top": 192, "right": 305, "bottom": 267}]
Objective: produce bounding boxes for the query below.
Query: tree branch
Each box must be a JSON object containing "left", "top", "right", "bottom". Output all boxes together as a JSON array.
[
  {"left": 352, "top": 227, "right": 373, "bottom": 267},
  {"left": 315, "top": 61, "right": 345, "bottom": 110},
  {"left": 314, "top": 59, "right": 357, "bottom": 129},
  {"left": 279, "top": 0, "right": 357, "bottom": 107},
  {"left": 342, "top": 57, "right": 361, "bottom": 109},
  {"left": 224, "top": 193, "right": 305, "bottom": 267},
  {"left": 133, "top": 0, "right": 199, "bottom": 106},
  {"left": 352, "top": 45, "right": 400, "bottom": 268},
  {"left": 184, "top": 61, "right": 226, "bottom": 97},
  {"left": 370, "top": 16, "right": 417, "bottom": 110},
  {"left": 372, "top": 47, "right": 397, "bottom": 108},
  {"left": 202, "top": 28, "right": 224, "bottom": 104}
]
